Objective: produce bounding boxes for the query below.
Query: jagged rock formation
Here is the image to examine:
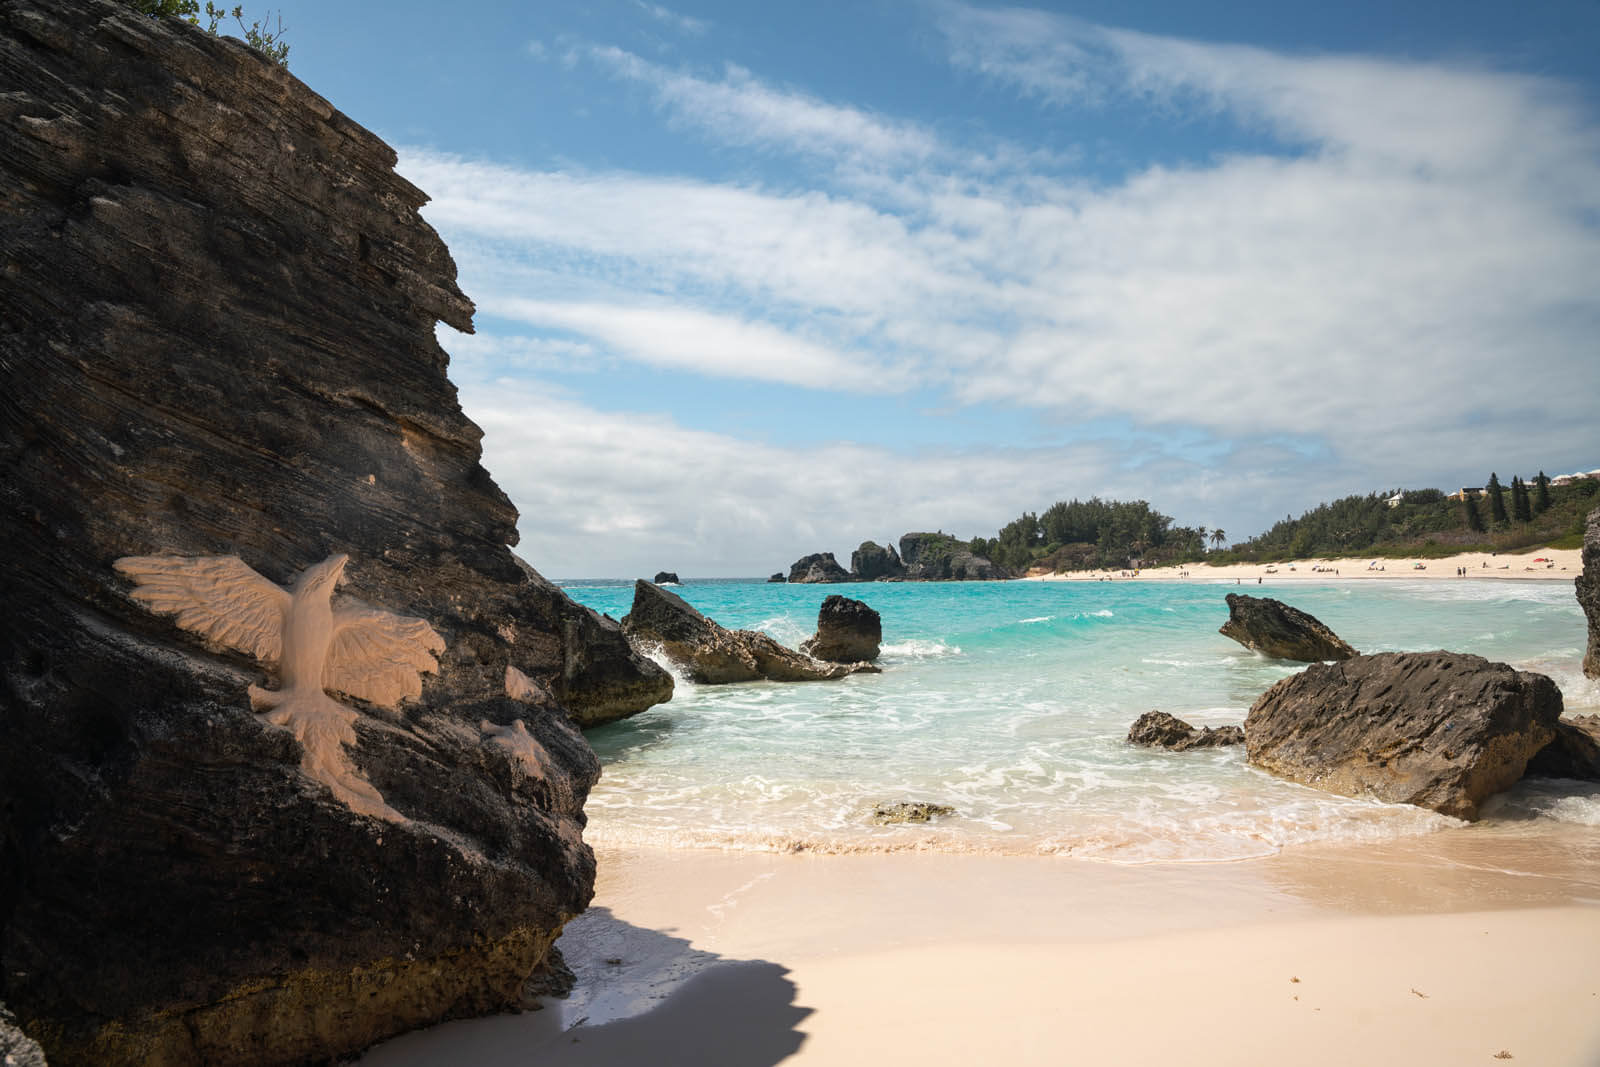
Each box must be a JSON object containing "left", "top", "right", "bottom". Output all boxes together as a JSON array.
[
  {"left": 1579, "top": 507, "right": 1600, "bottom": 678},
  {"left": 851, "top": 540, "right": 906, "bottom": 581},
  {"left": 788, "top": 552, "right": 852, "bottom": 584},
  {"left": 801, "top": 595, "right": 882, "bottom": 663},
  {"left": 899, "top": 533, "right": 1010, "bottom": 580},
  {"left": 0, "top": 2, "right": 669, "bottom": 1061},
  {"left": 1525, "top": 715, "right": 1600, "bottom": 781},
  {"left": 1126, "top": 711, "right": 1244, "bottom": 751},
  {"left": 767, "top": 572, "right": 786, "bottom": 583},
  {"left": 622, "top": 581, "right": 878, "bottom": 683},
  {"left": 653, "top": 571, "right": 680, "bottom": 585},
  {"left": 1244, "top": 652, "right": 1561, "bottom": 819},
  {"left": 1219, "top": 594, "right": 1357, "bottom": 662}
]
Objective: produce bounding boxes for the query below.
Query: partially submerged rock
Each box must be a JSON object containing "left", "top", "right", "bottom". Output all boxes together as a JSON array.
[
  {"left": 1219, "top": 593, "right": 1357, "bottom": 662},
  {"left": 1127, "top": 711, "right": 1244, "bottom": 751},
  {"left": 653, "top": 571, "right": 681, "bottom": 585},
  {"left": 788, "top": 552, "right": 852, "bottom": 584},
  {"left": 0, "top": 3, "right": 668, "bottom": 1060},
  {"left": 801, "top": 595, "right": 883, "bottom": 663},
  {"left": 1578, "top": 507, "right": 1600, "bottom": 678},
  {"left": 767, "top": 572, "right": 787, "bottom": 583},
  {"left": 872, "top": 802, "right": 956, "bottom": 824},
  {"left": 623, "top": 581, "right": 878, "bottom": 683},
  {"left": 1244, "top": 652, "right": 1562, "bottom": 819}
]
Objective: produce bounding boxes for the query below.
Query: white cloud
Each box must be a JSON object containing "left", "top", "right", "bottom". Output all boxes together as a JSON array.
[{"left": 633, "top": 1, "right": 708, "bottom": 37}]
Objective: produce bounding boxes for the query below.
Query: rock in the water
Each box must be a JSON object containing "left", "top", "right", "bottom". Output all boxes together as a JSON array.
[
  {"left": 801, "top": 595, "right": 883, "bottom": 663},
  {"left": 1579, "top": 507, "right": 1600, "bottom": 678},
  {"left": 622, "top": 581, "right": 878, "bottom": 683},
  {"left": 1525, "top": 715, "right": 1600, "bottom": 781},
  {"left": 1127, "top": 711, "right": 1244, "bottom": 751},
  {"left": 1245, "top": 652, "right": 1562, "bottom": 819},
  {"left": 872, "top": 802, "right": 956, "bottom": 824},
  {"left": 1219, "top": 593, "right": 1357, "bottom": 662},
  {"left": 768, "top": 572, "right": 787, "bottom": 583},
  {"left": 0, "top": 3, "right": 670, "bottom": 1061},
  {"left": 851, "top": 540, "right": 906, "bottom": 581},
  {"left": 653, "top": 571, "right": 681, "bottom": 585},
  {"left": 788, "top": 552, "right": 853, "bottom": 584},
  {"left": 898, "top": 533, "right": 1010, "bottom": 580},
  {"left": 1, "top": 1004, "right": 49, "bottom": 1067}
]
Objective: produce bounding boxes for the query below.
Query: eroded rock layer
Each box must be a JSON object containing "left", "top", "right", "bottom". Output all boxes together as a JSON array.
[{"left": 0, "top": 1, "right": 668, "bottom": 1061}]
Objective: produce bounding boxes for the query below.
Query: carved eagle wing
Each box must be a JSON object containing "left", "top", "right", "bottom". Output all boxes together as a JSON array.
[
  {"left": 114, "top": 555, "right": 291, "bottom": 664},
  {"left": 324, "top": 602, "right": 444, "bottom": 708}
]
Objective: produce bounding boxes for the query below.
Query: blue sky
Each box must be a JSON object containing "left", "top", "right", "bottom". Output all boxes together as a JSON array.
[{"left": 284, "top": 1, "right": 1600, "bottom": 577}]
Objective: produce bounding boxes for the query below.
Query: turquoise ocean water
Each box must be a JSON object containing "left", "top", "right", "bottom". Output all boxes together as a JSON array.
[{"left": 560, "top": 578, "right": 1600, "bottom": 863}]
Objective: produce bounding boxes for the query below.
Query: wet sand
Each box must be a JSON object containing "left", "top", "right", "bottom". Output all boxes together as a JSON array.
[{"left": 361, "top": 822, "right": 1600, "bottom": 1066}]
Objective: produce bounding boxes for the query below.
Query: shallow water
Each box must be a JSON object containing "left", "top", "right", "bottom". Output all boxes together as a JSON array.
[{"left": 561, "top": 578, "right": 1600, "bottom": 863}]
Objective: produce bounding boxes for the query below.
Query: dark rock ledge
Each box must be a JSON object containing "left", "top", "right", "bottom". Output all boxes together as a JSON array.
[{"left": 0, "top": 2, "right": 668, "bottom": 1061}]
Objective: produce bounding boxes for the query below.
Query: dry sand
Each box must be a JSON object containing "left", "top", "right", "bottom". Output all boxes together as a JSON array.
[
  {"left": 1028, "top": 546, "right": 1581, "bottom": 583},
  {"left": 362, "top": 823, "right": 1600, "bottom": 1066}
]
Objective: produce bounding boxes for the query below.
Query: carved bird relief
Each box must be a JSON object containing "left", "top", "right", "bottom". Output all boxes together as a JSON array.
[{"left": 114, "top": 552, "right": 444, "bottom": 821}]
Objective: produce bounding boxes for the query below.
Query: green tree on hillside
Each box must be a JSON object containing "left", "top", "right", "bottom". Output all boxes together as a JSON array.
[
  {"left": 1535, "top": 471, "right": 1551, "bottom": 514},
  {"left": 1512, "top": 476, "right": 1532, "bottom": 523},
  {"left": 1462, "top": 493, "right": 1484, "bottom": 532},
  {"left": 1210, "top": 529, "right": 1226, "bottom": 550},
  {"left": 1487, "top": 473, "right": 1508, "bottom": 524}
]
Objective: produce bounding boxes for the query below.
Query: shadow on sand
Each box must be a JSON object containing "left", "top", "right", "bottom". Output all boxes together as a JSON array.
[{"left": 358, "top": 908, "right": 810, "bottom": 1067}]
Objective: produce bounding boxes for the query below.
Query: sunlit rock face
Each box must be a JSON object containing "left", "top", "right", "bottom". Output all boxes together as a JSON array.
[
  {"left": 0, "top": 0, "right": 667, "bottom": 1061},
  {"left": 1579, "top": 507, "right": 1600, "bottom": 678}
]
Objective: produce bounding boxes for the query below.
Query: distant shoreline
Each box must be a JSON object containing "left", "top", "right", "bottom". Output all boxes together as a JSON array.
[{"left": 1027, "top": 546, "right": 1581, "bottom": 583}]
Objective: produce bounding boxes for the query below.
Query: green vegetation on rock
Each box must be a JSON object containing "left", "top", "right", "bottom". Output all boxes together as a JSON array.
[{"left": 124, "top": 0, "right": 288, "bottom": 65}]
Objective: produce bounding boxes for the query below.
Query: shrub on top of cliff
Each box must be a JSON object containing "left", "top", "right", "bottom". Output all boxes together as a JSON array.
[{"left": 124, "top": 0, "right": 289, "bottom": 65}]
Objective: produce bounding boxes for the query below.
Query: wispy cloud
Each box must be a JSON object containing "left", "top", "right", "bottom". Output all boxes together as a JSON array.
[{"left": 633, "top": 1, "right": 708, "bottom": 37}]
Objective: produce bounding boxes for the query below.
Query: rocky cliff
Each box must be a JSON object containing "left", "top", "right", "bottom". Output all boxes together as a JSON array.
[
  {"left": 0, "top": 1, "right": 668, "bottom": 1061},
  {"left": 1579, "top": 507, "right": 1600, "bottom": 678}
]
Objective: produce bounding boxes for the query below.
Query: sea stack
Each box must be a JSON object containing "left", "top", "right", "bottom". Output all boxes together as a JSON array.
[{"left": 0, "top": 2, "right": 669, "bottom": 1060}]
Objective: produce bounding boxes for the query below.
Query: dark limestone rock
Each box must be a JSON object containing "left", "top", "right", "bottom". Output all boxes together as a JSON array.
[
  {"left": 767, "top": 573, "right": 787, "bottom": 583},
  {"left": 1, "top": 1004, "right": 49, "bottom": 1067},
  {"left": 622, "top": 581, "right": 877, "bottom": 683},
  {"left": 1579, "top": 507, "right": 1600, "bottom": 678},
  {"left": 1219, "top": 593, "right": 1357, "bottom": 662},
  {"left": 1127, "top": 711, "right": 1244, "bottom": 751},
  {"left": 850, "top": 540, "right": 906, "bottom": 581},
  {"left": 0, "top": 2, "right": 669, "bottom": 1061},
  {"left": 801, "top": 595, "right": 882, "bottom": 663},
  {"left": 1525, "top": 715, "right": 1600, "bottom": 781},
  {"left": 872, "top": 802, "right": 956, "bottom": 824},
  {"left": 898, "top": 533, "right": 1010, "bottom": 581},
  {"left": 788, "top": 552, "right": 853, "bottom": 584},
  {"left": 1244, "top": 652, "right": 1562, "bottom": 819},
  {"left": 653, "top": 571, "right": 680, "bottom": 585}
]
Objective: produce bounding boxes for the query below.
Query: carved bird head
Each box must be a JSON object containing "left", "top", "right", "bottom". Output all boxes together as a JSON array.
[{"left": 297, "top": 553, "right": 349, "bottom": 596}]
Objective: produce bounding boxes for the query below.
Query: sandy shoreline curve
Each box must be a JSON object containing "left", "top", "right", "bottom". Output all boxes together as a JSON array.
[
  {"left": 1026, "top": 546, "right": 1581, "bottom": 583},
  {"left": 363, "top": 826, "right": 1600, "bottom": 1066}
]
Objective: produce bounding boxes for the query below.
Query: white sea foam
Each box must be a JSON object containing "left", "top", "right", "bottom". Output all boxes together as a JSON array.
[
  {"left": 879, "top": 639, "right": 961, "bottom": 659},
  {"left": 1018, "top": 615, "right": 1054, "bottom": 624}
]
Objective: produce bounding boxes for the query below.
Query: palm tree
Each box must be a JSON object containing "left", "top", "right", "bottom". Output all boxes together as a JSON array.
[{"left": 1210, "top": 529, "right": 1226, "bottom": 551}]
